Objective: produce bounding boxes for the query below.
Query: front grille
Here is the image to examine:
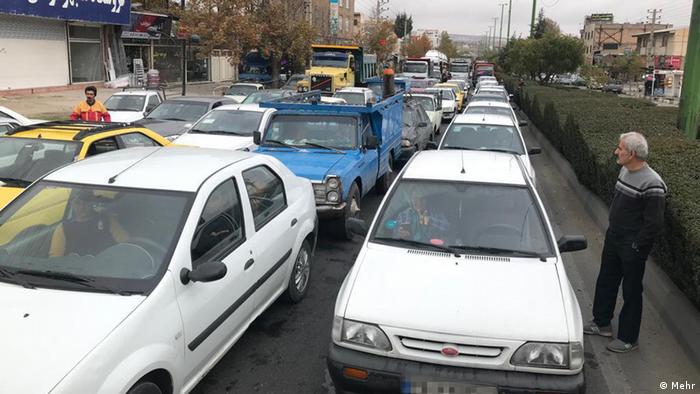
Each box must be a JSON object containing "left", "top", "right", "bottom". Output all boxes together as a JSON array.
[
  {"left": 310, "top": 75, "right": 333, "bottom": 92},
  {"left": 400, "top": 336, "right": 503, "bottom": 358},
  {"left": 462, "top": 254, "right": 510, "bottom": 262}
]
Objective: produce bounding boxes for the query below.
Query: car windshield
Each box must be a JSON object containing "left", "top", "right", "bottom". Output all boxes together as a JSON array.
[
  {"left": 104, "top": 95, "right": 146, "bottom": 112},
  {"left": 312, "top": 51, "right": 348, "bottom": 68},
  {"left": 242, "top": 91, "right": 283, "bottom": 104},
  {"left": 412, "top": 96, "right": 435, "bottom": 111},
  {"left": 146, "top": 101, "right": 209, "bottom": 122},
  {"left": 371, "top": 180, "right": 552, "bottom": 256},
  {"left": 442, "top": 123, "right": 525, "bottom": 154},
  {"left": 264, "top": 115, "right": 357, "bottom": 149},
  {"left": 226, "top": 85, "right": 259, "bottom": 96},
  {"left": 470, "top": 95, "right": 508, "bottom": 103},
  {"left": 465, "top": 106, "right": 514, "bottom": 119},
  {"left": 404, "top": 62, "right": 428, "bottom": 73},
  {"left": 334, "top": 92, "right": 365, "bottom": 105},
  {"left": 428, "top": 89, "right": 455, "bottom": 100},
  {"left": 0, "top": 181, "right": 191, "bottom": 294},
  {"left": 410, "top": 79, "right": 436, "bottom": 89},
  {"left": 283, "top": 75, "right": 306, "bottom": 89},
  {"left": 0, "top": 138, "right": 81, "bottom": 185},
  {"left": 450, "top": 64, "right": 470, "bottom": 72},
  {"left": 190, "top": 110, "right": 263, "bottom": 136}
]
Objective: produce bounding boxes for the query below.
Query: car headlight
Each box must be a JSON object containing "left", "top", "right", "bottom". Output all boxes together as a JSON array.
[
  {"left": 327, "top": 191, "right": 340, "bottom": 202},
  {"left": 511, "top": 342, "right": 580, "bottom": 369},
  {"left": 334, "top": 317, "right": 392, "bottom": 351},
  {"left": 312, "top": 177, "right": 342, "bottom": 204},
  {"left": 327, "top": 177, "right": 339, "bottom": 189}
]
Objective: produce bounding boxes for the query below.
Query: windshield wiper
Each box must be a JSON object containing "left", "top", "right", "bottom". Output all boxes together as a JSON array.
[
  {"left": 0, "top": 266, "right": 36, "bottom": 289},
  {"left": 158, "top": 117, "right": 187, "bottom": 122},
  {"left": 481, "top": 148, "right": 522, "bottom": 155},
  {"left": 264, "top": 139, "right": 301, "bottom": 151},
  {"left": 0, "top": 177, "right": 31, "bottom": 187},
  {"left": 373, "top": 237, "right": 462, "bottom": 257},
  {"left": 303, "top": 142, "right": 343, "bottom": 153},
  {"left": 16, "top": 270, "right": 133, "bottom": 295},
  {"left": 450, "top": 245, "right": 548, "bottom": 260}
]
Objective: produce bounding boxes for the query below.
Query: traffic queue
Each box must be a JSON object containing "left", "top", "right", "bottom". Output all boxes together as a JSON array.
[{"left": 0, "top": 61, "right": 589, "bottom": 394}]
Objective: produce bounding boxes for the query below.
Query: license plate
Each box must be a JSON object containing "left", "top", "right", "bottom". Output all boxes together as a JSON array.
[{"left": 401, "top": 379, "right": 498, "bottom": 394}]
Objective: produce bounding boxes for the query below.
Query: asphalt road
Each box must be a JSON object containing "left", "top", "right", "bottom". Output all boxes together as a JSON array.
[{"left": 192, "top": 119, "right": 700, "bottom": 394}]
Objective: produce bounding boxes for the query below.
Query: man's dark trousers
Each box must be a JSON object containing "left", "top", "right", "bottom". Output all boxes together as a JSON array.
[{"left": 592, "top": 230, "right": 649, "bottom": 343}]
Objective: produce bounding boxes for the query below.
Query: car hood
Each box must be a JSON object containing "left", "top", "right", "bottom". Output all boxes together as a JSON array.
[
  {"left": 0, "top": 186, "right": 24, "bottom": 208},
  {"left": 108, "top": 111, "right": 146, "bottom": 123},
  {"left": 258, "top": 149, "right": 349, "bottom": 181},
  {"left": 344, "top": 245, "right": 569, "bottom": 342},
  {"left": 0, "top": 283, "right": 144, "bottom": 394},
  {"left": 138, "top": 119, "right": 191, "bottom": 137},
  {"left": 174, "top": 133, "right": 254, "bottom": 150}
]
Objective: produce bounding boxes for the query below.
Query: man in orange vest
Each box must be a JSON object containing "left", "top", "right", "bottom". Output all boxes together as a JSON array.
[{"left": 70, "top": 86, "right": 111, "bottom": 122}]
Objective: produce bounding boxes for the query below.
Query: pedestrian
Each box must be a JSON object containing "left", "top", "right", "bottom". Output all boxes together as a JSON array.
[
  {"left": 584, "top": 132, "right": 667, "bottom": 353},
  {"left": 70, "top": 86, "right": 111, "bottom": 122}
]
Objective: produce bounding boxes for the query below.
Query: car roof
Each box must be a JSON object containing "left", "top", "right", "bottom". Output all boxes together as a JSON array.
[
  {"left": 44, "top": 147, "right": 254, "bottom": 192},
  {"left": 403, "top": 150, "right": 526, "bottom": 186},
  {"left": 110, "top": 90, "right": 157, "bottom": 96},
  {"left": 212, "top": 104, "right": 273, "bottom": 113},
  {"left": 452, "top": 113, "right": 516, "bottom": 126},
  {"left": 466, "top": 101, "right": 512, "bottom": 109},
  {"left": 230, "top": 83, "right": 263, "bottom": 87},
  {"left": 336, "top": 87, "right": 371, "bottom": 93},
  {"left": 5, "top": 121, "right": 150, "bottom": 141},
  {"left": 165, "top": 96, "right": 231, "bottom": 103}
]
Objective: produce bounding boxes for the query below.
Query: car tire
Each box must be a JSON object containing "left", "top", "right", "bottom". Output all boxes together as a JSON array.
[
  {"left": 127, "top": 382, "right": 162, "bottom": 394},
  {"left": 330, "top": 182, "right": 361, "bottom": 240},
  {"left": 285, "top": 239, "right": 312, "bottom": 303},
  {"left": 375, "top": 155, "right": 395, "bottom": 195}
]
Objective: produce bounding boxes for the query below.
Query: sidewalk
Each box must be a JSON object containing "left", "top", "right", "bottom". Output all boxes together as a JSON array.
[{"left": 0, "top": 81, "right": 232, "bottom": 121}]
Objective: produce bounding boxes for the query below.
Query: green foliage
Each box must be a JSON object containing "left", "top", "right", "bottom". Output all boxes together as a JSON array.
[
  {"left": 394, "top": 13, "right": 413, "bottom": 39},
  {"left": 438, "top": 31, "right": 458, "bottom": 60},
  {"left": 579, "top": 64, "right": 608, "bottom": 88},
  {"left": 533, "top": 8, "right": 561, "bottom": 39},
  {"left": 516, "top": 84, "right": 700, "bottom": 308},
  {"left": 405, "top": 33, "right": 432, "bottom": 57},
  {"left": 499, "top": 34, "right": 584, "bottom": 83},
  {"left": 605, "top": 55, "right": 646, "bottom": 82}
]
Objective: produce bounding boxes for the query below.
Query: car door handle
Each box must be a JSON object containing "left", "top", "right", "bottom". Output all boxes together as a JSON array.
[
  {"left": 244, "top": 258, "right": 255, "bottom": 270},
  {"left": 291, "top": 218, "right": 298, "bottom": 227}
]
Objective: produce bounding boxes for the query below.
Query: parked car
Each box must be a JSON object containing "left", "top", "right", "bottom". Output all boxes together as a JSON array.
[
  {"left": 139, "top": 96, "right": 236, "bottom": 140},
  {"left": 0, "top": 121, "right": 170, "bottom": 208},
  {"left": 225, "top": 83, "right": 265, "bottom": 103},
  {"left": 327, "top": 150, "right": 587, "bottom": 394},
  {"left": 601, "top": 81, "right": 624, "bottom": 94},
  {"left": 0, "top": 105, "right": 46, "bottom": 128},
  {"left": 407, "top": 92, "right": 443, "bottom": 134},
  {"left": 241, "top": 89, "right": 296, "bottom": 104},
  {"left": 174, "top": 104, "right": 276, "bottom": 150},
  {"left": 333, "top": 87, "right": 377, "bottom": 106},
  {"left": 425, "top": 87, "right": 457, "bottom": 121},
  {"left": 399, "top": 101, "right": 433, "bottom": 164},
  {"left": 0, "top": 119, "right": 19, "bottom": 135},
  {"left": 103, "top": 90, "right": 163, "bottom": 123},
  {"left": 0, "top": 147, "right": 317, "bottom": 394},
  {"left": 438, "top": 112, "right": 540, "bottom": 184}
]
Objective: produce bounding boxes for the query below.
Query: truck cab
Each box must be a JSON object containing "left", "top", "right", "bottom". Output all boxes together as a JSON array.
[
  {"left": 300, "top": 45, "right": 374, "bottom": 95},
  {"left": 254, "top": 91, "right": 403, "bottom": 239},
  {"left": 402, "top": 58, "right": 432, "bottom": 79}
]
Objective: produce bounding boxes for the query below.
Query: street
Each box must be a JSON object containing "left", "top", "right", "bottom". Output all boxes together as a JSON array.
[{"left": 192, "top": 119, "right": 700, "bottom": 393}]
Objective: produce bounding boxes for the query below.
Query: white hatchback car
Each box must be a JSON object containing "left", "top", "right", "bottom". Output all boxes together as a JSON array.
[
  {"left": 328, "top": 150, "right": 587, "bottom": 394},
  {"left": 104, "top": 90, "right": 163, "bottom": 123},
  {"left": 0, "top": 147, "right": 317, "bottom": 394},
  {"left": 425, "top": 87, "right": 457, "bottom": 121},
  {"left": 333, "top": 87, "right": 376, "bottom": 106},
  {"left": 439, "top": 112, "right": 540, "bottom": 184},
  {"left": 408, "top": 93, "right": 443, "bottom": 134},
  {"left": 174, "top": 104, "right": 276, "bottom": 151},
  {"left": 464, "top": 101, "right": 526, "bottom": 127}
]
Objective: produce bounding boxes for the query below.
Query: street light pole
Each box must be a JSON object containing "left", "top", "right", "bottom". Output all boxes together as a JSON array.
[
  {"left": 181, "top": 0, "right": 187, "bottom": 96},
  {"left": 492, "top": 17, "right": 498, "bottom": 49},
  {"left": 499, "top": 3, "right": 507, "bottom": 49},
  {"left": 530, "top": 0, "right": 537, "bottom": 37},
  {"left": 506, "top": 0, "right": 513, "bottom": 45}
]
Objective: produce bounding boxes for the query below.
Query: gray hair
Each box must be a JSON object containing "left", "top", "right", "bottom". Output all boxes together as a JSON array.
[{"left": 620, "top": 132, "right": 649, "bottom": 161}]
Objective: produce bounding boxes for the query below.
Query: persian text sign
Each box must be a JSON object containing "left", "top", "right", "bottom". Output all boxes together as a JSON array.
[{"left": 0, "top": 0, "right": 130, "bottom": 25}]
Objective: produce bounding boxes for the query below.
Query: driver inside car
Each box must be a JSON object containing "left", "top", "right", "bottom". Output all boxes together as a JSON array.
[
  {"left": 49, "top": 190, "right": 129, "bottom": 257},
  {"left": 393, "top": 188, "right": 450, "bottom": 244}
]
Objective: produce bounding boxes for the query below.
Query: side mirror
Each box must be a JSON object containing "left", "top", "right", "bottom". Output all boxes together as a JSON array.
[
  {"left": 528, "top": 147, "right": 542, "bottom": 155},
  {"left": 253, "top": 131, "right": 262, "bottom": 145},
  {"left": 426, "top": 141, "right": 438, "bottom": 150},
  {"left": 346, "top": 217, "right": 369, "bottom": 236},
  {"left": 417, "top": 122, "right": 429, "bottom": 128},
  {"left": 557, "top": 235, "right": 587, "bottom": 253},
  {"left": 519, "top": 120, "right": 528, "bottom": 127},
  {"left": 180, "top": 261, "right": 227, "bottom": 284},
  {"left": 365, "top": 135, "right": 378, "bottom": 149}
]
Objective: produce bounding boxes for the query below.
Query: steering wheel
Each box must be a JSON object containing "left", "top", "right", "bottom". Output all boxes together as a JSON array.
[{"left": 124, "top": 237, "right": 167, "bottom": 259}]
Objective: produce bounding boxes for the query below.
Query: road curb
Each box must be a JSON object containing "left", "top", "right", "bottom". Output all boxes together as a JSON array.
[{"left": 519, "top": 109, "right": 700, "bottom": 368}]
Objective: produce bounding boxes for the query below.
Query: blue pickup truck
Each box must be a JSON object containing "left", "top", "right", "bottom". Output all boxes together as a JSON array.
[{"left": 255, "top": 91, "right": 403, "bottom": 238}]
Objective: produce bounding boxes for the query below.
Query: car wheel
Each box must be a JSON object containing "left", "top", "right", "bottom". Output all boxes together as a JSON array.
[
  {"left": 285, "top": 239, "right": 312, "bottom": 303},
  {"left": 330, "top": 182, "right": 361, "bottom": 240},
  {"left": 375, "top": 155, "right": 395, "bottom": 195},
  {"left": 127, "top": 382, "right": 162, "bottom": 394}
]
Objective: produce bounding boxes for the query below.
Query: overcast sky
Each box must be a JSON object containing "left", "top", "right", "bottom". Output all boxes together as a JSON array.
[{"left": 354, "top": 0, "right": 693, "bottom": 38}]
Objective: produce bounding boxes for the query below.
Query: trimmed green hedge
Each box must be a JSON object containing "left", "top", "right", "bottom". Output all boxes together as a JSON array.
[{"left": 509, "top": 82, "right": 700, "bottom": 309}]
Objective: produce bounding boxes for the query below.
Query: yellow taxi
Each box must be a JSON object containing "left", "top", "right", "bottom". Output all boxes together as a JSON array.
[
  {"left": 0, "top": 121, "right": 170, "bottom": 208},
  {"left": 434, "top": 82, "right": 466, "bottom": 111}
]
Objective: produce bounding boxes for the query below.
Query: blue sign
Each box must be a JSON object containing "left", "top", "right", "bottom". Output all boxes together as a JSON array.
[{"left": 0, "top": 0, "right": 130, "bottom": 25}]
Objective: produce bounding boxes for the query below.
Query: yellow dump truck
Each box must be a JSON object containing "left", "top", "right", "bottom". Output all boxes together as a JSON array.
[{"left": 298, "top": 45, "right": 377, "bottom": 94}]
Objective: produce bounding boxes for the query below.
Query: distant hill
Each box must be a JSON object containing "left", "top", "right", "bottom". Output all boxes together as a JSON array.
[{"left": 449, "top": 34, "right": 485, "bottom": 44}]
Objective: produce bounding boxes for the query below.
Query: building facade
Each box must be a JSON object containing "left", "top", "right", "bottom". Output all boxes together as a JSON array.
[
  {"left": 414, "top": 29, "right": 441, "bottom": 48},
  {"left": 634, "top": 27, "right": 689, "bottom": 70},
  {"left": 580, "top": 14, "right": 671, "bottom": 65},
  {"left": 309, "top": 0, "right": 355, "bottom": 44}
]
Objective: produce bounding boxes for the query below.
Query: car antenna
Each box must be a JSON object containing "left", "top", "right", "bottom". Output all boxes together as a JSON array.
[
  {"left": 108, "top": 147, "right": 165, "bottom": 184},
  {"left": 460, "top": 151, "right": 466, "bottom": 174}
]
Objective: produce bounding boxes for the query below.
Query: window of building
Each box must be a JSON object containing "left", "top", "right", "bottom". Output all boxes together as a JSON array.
[
  {"left": 602, "top": 42, "right": 619, "bottom": 50},
  {"left": 242, "top": 166, "right": 287, "bottom": 230},
  {"left": 68, "top": 24, "right": 104, "bottom": 83},
  {"left": 661, "top": 35, "right": 669, "bottom": 47}
]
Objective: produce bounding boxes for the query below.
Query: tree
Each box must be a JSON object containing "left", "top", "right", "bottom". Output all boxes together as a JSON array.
[
  {"left": 359, "top": 19, "right": 398, "bottom": 65},
  {"left": 404, "top": 33, "right": 432, "bottom": 57},
  {"left": 534, "top": 8, "right": 561, "bottom": 39},
  {"left": 394, "top": 12, "right": 413, "bottom": 39},
  {"left": 580, "top": 64, "right": 609, "bottom": 87},
  {"left": 606, "top": 55, "right": 645, "bottom": 82},
  {"left": 437, "top": 31, "right": 458, "bottom": 59},
  {"left": 499, "top": 33, "right": 584, "bottom": 84}
]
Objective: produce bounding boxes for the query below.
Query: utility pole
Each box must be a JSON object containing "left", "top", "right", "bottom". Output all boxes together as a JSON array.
[
  {"left": 487, "top": 27, "right": 492, "bottom": 51},
  {"left": 376, "top": 0, "right": 389, "bottom": 20},
  {"left": 181, "top": 0, "right": 186, "bottom": 96},
  {"left": 646, "top": 8, "right": 662, "bottom": 97},
  {"left": 492, "top": 17, "right": 498, "bottom": 49},
  {"left": 530, "top": 0, "right": 537, "bottom": 37},
  {"left": 506, "top": 0, "right": 513, "bottom": 45},
  {"left": 679, "top": 0, "right": 700, "bottom": 139},
  {"left": 498, "top": 3, "right": 507, "bottom": 49}
]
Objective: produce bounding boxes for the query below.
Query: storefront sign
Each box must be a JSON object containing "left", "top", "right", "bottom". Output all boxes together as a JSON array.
[
  {"left": 330, "top": 0, "right": 339, "bottom": 35},
  {"left": 121, "top": 12, "right": 172, "bottom": 39},
  {"left": 654, "top": 55, "right": 683, "bottom": 70},
  {"left": 0, "top": 0, "right": 130, "bottom": 25},
  {"left": 590, "top": 13, "right": 614, "bottom": 22}
]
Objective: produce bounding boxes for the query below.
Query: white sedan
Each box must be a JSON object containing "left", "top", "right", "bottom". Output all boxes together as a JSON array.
[
  {"left": 103, "top": 90, "right": 163, "bottom": 123},
  {"left": 0, "top": 147, "right": 317, "bottom": 394},
  {"left": 328, "top": 150, "right": 587, "bottom": 394},
  {"left": 0, "top": 105, "right": 45, "bottom": 130}
]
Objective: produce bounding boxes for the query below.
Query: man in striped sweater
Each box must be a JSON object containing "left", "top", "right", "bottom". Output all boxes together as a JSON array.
[
  {"left": 70, "top": 86, "right": 111, "bottom": 122},
  {"left": 584, "top": 132, "right": 667, "bottom": 353}
]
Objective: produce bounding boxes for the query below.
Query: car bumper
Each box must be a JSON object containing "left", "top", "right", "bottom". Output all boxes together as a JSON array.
[
  {"left": 327, "top": 343, "right": 585, "bottom": 394},
  {"left": 316, "top": 202, "right": 347, "bottom": 219}
]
